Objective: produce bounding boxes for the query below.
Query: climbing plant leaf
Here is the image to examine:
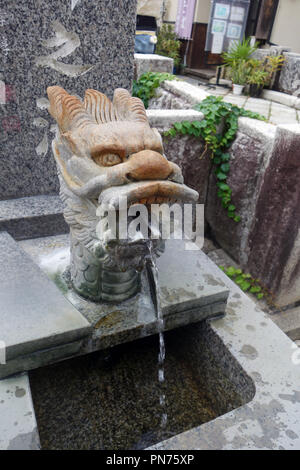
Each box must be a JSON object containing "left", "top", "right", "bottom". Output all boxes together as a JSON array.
[{"left": 132, "top": 71, "right": 176, "bottom": 109}]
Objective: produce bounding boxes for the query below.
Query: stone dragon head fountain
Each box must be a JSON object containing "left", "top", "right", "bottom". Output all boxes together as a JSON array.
[{"left": 47, "top": 85, "right": 198, "bottom": 302}]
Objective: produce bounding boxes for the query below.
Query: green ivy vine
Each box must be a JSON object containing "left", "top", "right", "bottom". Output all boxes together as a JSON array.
[
  {"left": 132, "top": 71, "right": 176, "bottom": 109},
  {"left": 219, "top": 265, "right": 264, "bottom": 299},
  {"left": 133, "top": 73, "right": 266, "bottom": 222},
  {"left": 165, "top": 95, "right": 265, "bottom": 222}
]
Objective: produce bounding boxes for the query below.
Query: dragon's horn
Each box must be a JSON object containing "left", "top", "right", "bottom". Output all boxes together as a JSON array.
[
  {"left": 47, "top": 86, "right": 95, "bottom": 132},
  {"left": 113, "top": 88, "right": 148, "bottom": 123},
  {"left": 83, "top": 88, "right": 148, "bottom": 125},
  {"left": 84, "top": 89, "right": 117, "bottom": 124}
]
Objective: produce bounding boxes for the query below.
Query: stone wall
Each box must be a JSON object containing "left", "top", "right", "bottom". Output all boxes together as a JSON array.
[
  {"left": 0, "top": 0, "right": 137, "bottom": 200},
  {"left": 147, "top": 109, "right": 210, "bottom": 204},
  {"left": 253, "top": 47, "right": 300, "bottom": 97},
  {"left": 247, "top": 125, "right": 300, "bottom": 306},
  {"left": 149, "top": 80, "right": 300, "bottom": 307},
  {"left": 279, "top": 53, "right": 300, "bottom": 97},
  {"left": 205, "top": 118, "right": 276, "bottom": 266}
]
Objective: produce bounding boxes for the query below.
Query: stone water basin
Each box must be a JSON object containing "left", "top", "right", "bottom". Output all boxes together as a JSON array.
[{"left": 29, "top": 321, "right": 254, "bottom": 450}]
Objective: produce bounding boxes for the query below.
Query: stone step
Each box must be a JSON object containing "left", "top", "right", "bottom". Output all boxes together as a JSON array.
[
  {"left": 185, "top": 68, "right": 216, "bottom": 80},
  {"left": 0, "top": 195, "right": 67, "bottom": 240},
  {"left": 270, "top": 307, "right": 300, "bottom": 341},
  {"left": 0, "top": 232, "right": 91, "bottom": 379}
]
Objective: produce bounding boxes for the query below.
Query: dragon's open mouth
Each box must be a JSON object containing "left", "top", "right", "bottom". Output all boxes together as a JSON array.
[
  {"left": 98, "top": 180, "right": 199, "bottom": 209},
  {"left": 97, "top": 180, "right": 198, "bottom": 270}
]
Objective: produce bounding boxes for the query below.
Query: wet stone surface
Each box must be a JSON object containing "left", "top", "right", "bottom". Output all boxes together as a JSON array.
[{"left": 19, "top": 235, "right": 229, "bottom": 355}]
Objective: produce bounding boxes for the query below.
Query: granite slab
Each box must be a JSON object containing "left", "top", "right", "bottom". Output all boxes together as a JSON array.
[
  {"left": 155, "top": 239, "right": 229, "bottom": 315},
  {"left": 0, "top": 341, "right": 84, "bottom": 381},
  {"left": 0, "top": 0, "right": 137, "bottom": 199},
  {"left": 0, "top": 195, "right": 67, "bottom": 240},
  {"left": 18, "top": 235, "right": 229, "bottom": 362},
  {"left": 0, "top": 232, "right": 91, "bottom": 373}
]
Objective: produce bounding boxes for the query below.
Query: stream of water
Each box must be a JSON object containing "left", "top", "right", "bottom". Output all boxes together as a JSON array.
[{"left": 147, "top": 242, "right": 167, "bottom": 429}]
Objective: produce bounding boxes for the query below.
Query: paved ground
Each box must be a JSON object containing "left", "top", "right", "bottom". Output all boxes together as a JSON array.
[{"left": 178, "top": 75, "right": 299, "bottom": 126}]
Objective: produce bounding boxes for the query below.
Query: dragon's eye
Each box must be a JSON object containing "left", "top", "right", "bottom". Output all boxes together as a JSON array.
[
  {"left": 92, "top": 152, "right": 122, "bottom": 167},
  {"left": 102, "top": 154, "right": 122, "bottom": 166}
]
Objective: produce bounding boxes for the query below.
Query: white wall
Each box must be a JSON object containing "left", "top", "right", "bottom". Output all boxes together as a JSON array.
[
  {"left": 270, "top": 0, "right": 300, "bottom": 53},
  {"left": 194, "top": 0, "right": 211, "bottom": 23},
  {"left": 164, "top": 0, "right": 178, "bottom": 21},
  {"left": 164, "top": 0, "right": 212, "bottom": 23},
  {"left": 137, "top": 0, "right": 163, "bottom": 19}
]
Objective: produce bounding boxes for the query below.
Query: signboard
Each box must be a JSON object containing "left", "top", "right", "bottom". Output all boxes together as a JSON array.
[
  {"left": 175, "top": 0, "right": 196, "bottom": 40},
  {"left": 205, "top": 0, "right": 250, "bottom": 53}
]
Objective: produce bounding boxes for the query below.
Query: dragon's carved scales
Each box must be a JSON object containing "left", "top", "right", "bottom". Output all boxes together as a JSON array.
[{"left": 47, "top": 85, "right": 198, "bottom": 302}]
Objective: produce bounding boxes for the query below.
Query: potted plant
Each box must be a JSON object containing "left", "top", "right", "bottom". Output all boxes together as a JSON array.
[
  {"left": 156, "top": 24, "right": 181, "bottom": 73},
  {"left": 247, "top": 59, "right": 269, "bottom": 97},
  {"left": 247, "top": 71, "right": 269, "bottom": 97},
  {"left": 247, "top": 55, "right": 285, "bottom": 97},
  {"left": 228, "top": 60, "right": 250, "bottom": 95},
  {"left": 222, "top": 38, "right": 258, "bottom": 95}
]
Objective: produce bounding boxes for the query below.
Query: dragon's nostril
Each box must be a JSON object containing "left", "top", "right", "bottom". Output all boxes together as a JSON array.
[
  {"left": 126, "top": 173, "right": 137, "bottom": 182},
  {"left": 127, "top": 150, "right": 172, "bottom": 181}
]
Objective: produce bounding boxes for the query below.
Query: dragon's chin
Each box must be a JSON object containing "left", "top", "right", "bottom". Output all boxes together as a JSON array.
[{"left": 103, "top": 238, "right": 162, "bottom": 272}]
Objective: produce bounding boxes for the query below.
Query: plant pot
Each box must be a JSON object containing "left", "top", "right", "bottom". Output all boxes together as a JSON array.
[
  {"left": 232, "top": 84, "right": 244, "bottom": 95},
  {"left": 249, "top": 84, "right": 264, "bottom": 98}
]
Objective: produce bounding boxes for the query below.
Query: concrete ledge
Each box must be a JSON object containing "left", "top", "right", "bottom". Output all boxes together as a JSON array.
[
  {"left": 162, "top": 80, "right": 209, "bottom": 106},
  {"left": 0, "top": 373, "right": 40, "bottom": 450},
  {"left": 148, "top": 262, "right": 300, "bottom": 450},
  {"left": 147, "top": 108, "right": 204, "bottom": 128},
  {"left": 262, "top": 89, "right": 298, "bottom": 108},
  {"left": 237, "top": 116, "right": 276, "bottom": 142},
  {"left": 0, "top": 341, "right": 84, "bottom": 380},
  {"left": 0, "top": 232, "right": 91, "bottom": 377},
  {"left": 0, "top": 195, "right": 67, "bottom": 240},
  {"left": 134, "top": 53, "right": 173, "bottom": 79}
]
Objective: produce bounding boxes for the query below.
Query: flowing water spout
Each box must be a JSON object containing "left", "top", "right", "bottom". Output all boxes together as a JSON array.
[
  {"left": 47, "top": 85, "right": 199, "bottom": 302},
  {"left": 146, "top": 242, "right": 167, "bottom": 429}
]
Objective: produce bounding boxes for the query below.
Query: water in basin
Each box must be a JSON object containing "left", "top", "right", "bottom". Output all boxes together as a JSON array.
[{"left": 29, "top": 322, "right": 255, "bottom": 450}]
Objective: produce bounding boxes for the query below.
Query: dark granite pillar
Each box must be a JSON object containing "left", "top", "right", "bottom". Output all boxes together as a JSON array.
[
  {"left": 0, "top": 0, "right": 137, "bottom": 199},
  {"left": 247, "top": 124, "right": 300, "bottom": 306}
]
